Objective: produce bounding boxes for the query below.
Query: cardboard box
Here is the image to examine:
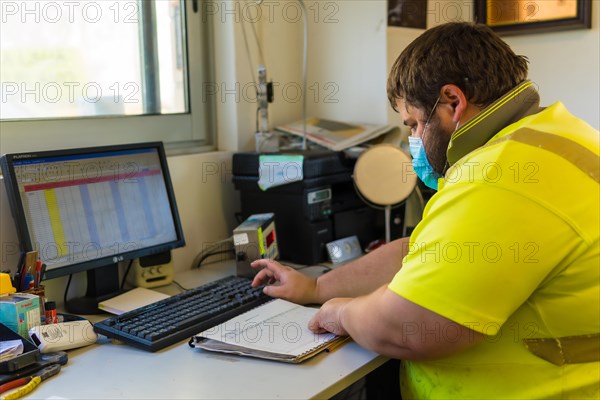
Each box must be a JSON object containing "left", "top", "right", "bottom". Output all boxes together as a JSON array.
[{"left": 0, "top": 293, "right": 41, "bottom": 338}]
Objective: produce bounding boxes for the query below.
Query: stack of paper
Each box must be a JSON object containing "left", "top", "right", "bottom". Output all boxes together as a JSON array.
[
  {"left": 190, "top": 299, "right": 347, "bottom": 363},
  {"left": 98, "top": 287, "right": 170, "bottom": 315},
  {"left": 276, "top": 118, "right": 395, "bottom": 151}
]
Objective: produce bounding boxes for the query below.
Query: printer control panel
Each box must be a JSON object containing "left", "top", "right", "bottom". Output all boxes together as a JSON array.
[{"left": 306, "top": 188, "right": 332, "bottom": 220}]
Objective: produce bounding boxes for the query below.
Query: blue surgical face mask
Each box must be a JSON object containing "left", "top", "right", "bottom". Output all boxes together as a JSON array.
[
  {"left": 408, "top": 96, "right": 443, "bottom": 190},
  {"left": 408, "top": 136, "right": 442, "bottom": 190}
]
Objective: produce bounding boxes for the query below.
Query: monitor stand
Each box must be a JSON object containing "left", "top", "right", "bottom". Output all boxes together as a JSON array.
[{"left": 65, "top": 263, "right": 123, "bottom": 315}]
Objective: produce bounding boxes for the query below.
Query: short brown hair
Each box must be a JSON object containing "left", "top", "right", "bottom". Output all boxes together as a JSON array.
[{"left": 387, "top": 22, "right": 529, "bottom": 115}]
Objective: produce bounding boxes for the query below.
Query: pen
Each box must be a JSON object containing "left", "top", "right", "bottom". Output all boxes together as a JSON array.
[
  {"left": 20, "top": 251, "right": 38, "bottom": 291},
  {"left": 34, "top": 260, "right": 43, "bottom": 288},
  {"left": 40, "top": 263, "right": 46, "bottom": 284},
  {"left": 22, "top": 273, "right": 34, "bottom": 290}
]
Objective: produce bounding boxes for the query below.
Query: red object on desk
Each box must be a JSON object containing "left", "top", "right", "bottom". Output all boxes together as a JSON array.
[
  {"left": 0, "top": 364, "right": 61, "bottom": 398},
  {"left": 0, "top": 376, "right": 32, "bottom": 394},
  {"left": 34, "top": 261, "right": 43, "bottom": 287},
  {"left": 45, "top": 302, "right": 58, "bottom": 324}
]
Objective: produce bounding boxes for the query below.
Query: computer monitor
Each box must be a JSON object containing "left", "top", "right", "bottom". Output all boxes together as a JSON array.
[{"left": 1, "top": 142, "right": 185, "bottom": 314}]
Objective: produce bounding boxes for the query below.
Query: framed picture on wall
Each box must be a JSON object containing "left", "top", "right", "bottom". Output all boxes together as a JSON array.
[
  {"left": 475, "top": 0, "right": 592, "bottom": 35},
  {"left": 388, "top": 0, "right": 427, "bottom": 29}
]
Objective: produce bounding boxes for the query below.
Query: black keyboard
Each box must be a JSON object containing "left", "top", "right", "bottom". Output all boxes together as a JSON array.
[{"left": 93, "top": 275, "right": 271, "bottom": 352}]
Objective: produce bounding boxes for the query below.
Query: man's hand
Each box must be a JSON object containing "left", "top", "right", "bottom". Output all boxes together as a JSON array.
[
  {"left": 307, "top": 297, "right": 351, "bottom": 336},
  {"left": 250, "top": 259, "right": 318, "bottom": 304}
]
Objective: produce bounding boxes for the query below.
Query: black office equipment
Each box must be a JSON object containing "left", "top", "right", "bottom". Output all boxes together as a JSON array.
[
  {"left": 232, "top": 150, "right": 404, "bottom": 265},
  {"left": 0, "top": 323, "right": 40, "bottom": 373},
  {"left": 0, "top": 351, "right": 68, "bottom": 387},
  {"left": 93, "top": 275, "right": 270, "bottom": 352},
  {"left": 0, "top": 142, "right": 185, "bottom": 314}
]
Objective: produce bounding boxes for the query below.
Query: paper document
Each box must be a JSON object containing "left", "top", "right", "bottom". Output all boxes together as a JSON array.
[
  {"left": 276, "top": 118, "right": 395, "bottom": 151},
  {"left": 258, "top": 154, "right": 304, "bottom": 190},
  {"left": 98, "top": 287, "right": 170, "bottom": 315},
  {"left": 0, "top": 339, "right": 23, "bottom": 362},
  {"left": 190, "top": 299, "right": 346, "bottom": 363}
]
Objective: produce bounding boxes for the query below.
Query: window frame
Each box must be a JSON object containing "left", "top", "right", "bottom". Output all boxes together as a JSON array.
[{"left": 0, "top": 1, "right": 216, "bottom": 156}]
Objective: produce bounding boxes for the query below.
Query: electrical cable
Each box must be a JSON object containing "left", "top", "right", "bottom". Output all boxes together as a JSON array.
[
  {"left": 64, "top": 259, "right": 136, "bottom": 307},
  {"left": 255, "top": 106, "right": 260, "bottom": 134},
  {"left": 240, "top": 16, "right": 262, "bottom": 149},
  {"left": 240, "top": 0, "right": 307, "bottom": 149},
  {"left": 234, "top": 212, "right": 245, "bottom": 224},
  {"left": 195, "top": 249, "right": 235, "bottom": 269},
  {"left": 191, "top": 237, "right": 234, "bottom": 269},
  {"left": 241, "top": 0, "right": 271, "bottom": 150},
  {"left": 120, "top": 259, "right": 135, "bottom": 290},
  {"left": 240, "top": 15, "right": 257, "bottom": 86},
  {"left": 171, "top": 280, "right": 189, "bottom": 292},
  {"left": 63, "top": 274, "right": 72, "bottom": 309},
  {"left": 246, "top": 8, "right": 265, "bottom": 64},
  {"left": 298, "top": 0, "right": 309, "bottom": 150}
]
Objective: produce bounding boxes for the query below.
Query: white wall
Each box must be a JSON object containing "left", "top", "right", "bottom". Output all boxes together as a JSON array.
[
  {"left": 301, "top": 1, "right": 388, "bottom": 123},
  {"left": 504, "top": 17, "right": 600, "bottom": 129}
]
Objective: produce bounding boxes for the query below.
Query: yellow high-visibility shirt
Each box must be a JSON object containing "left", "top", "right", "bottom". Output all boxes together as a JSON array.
[{"left": 389, "top": 102, "right": 599, "bottom": 399}]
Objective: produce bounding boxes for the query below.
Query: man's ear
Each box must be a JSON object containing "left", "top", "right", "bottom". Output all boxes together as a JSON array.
[{"left": 440, "top": 84, "right": 467, "bottom": 124}]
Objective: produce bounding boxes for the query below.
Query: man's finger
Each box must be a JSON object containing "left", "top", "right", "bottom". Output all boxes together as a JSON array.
[
  {"left": 263, "top": 283, "right": 285, "bottom": 298},
  {"left": 308, "top": 316, "right": 326, "bottom": 334},
  {"left": 251, "top": 268, "right": 273, "bottom": 287},
  {"left": 251, "top": 258, "right": 275, "bottom": 268}
]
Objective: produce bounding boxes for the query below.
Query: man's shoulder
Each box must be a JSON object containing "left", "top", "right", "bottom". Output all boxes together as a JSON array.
[
  {"left": 444, "top": 103, "right": 598, "bottom": 189},
  {"left": 492, "top": 101, "right": 599, "bottom": 150}
]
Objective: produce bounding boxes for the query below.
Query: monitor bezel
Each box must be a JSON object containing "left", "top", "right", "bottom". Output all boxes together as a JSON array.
[{"left": 0, "top": 141, "right": 186, "bottom": 280}]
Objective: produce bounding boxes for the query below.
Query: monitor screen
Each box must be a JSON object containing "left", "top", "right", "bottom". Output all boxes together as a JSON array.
[{"left": 1, "top": 142, "right": 185, "bottom": 312}]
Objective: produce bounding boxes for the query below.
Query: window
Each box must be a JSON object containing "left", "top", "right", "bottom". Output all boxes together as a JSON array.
[{"left": 0, "top": 0, "right": 214, "bottom": 154}]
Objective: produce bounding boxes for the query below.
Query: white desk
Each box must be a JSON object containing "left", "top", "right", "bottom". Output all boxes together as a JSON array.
[{"left": 24, "top": 262, "right": 387, "bottom": 399}]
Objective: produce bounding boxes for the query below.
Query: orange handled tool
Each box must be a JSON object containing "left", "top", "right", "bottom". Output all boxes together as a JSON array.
[{"left": 0, "top": 364, "right": 61, "bottom": 400}]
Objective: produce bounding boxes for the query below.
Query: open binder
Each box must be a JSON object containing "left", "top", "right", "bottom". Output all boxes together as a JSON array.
[{"left": 189, "top": 299, "right": 347, "bottom": 363}]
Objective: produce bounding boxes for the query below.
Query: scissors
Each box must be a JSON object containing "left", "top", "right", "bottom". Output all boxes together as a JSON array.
[{"left": 0, "top": 363, "right": 61, "bottom": 400}]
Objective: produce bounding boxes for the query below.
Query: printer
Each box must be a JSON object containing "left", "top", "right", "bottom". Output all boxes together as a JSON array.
[{"left": 232, "top": 150, "right": 406, "bottom": 265}]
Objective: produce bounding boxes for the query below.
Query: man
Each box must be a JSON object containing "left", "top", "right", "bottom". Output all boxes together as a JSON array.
[{"left": 252, "top": 22, "right": 599, "bottom": 398}]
